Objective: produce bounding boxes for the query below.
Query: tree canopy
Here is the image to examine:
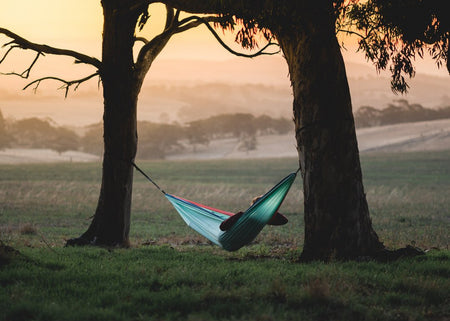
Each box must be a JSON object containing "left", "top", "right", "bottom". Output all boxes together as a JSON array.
[{"left": 346, "top": 0, "right": 449, "bottom": 93}]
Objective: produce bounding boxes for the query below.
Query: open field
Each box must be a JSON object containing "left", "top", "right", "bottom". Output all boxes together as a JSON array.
[{"left": 1, "top": 152, "right": 449, "bottom": 321}]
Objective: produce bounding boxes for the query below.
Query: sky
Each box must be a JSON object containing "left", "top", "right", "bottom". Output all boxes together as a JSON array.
[{"left": 0, "top": 0, "right": 449, "bottom": 126}]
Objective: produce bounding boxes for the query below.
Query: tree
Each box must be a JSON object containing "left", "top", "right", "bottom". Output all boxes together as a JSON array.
[
  {"left": 8, "top": 117, "right": 79, "bottom": 153},
  {"left": 137, "top": 121, "right": 184, "bottom": 159},
  {"left": 185, "top": 121, "right": 210, "bottom": 153},
  {"left": 49, "top": 127, "right": 80, "bottom": 155},
  {"left": 160, "top": 0, "right": 447, "bottom": 261},
  {"left": 0, "top": 108, "right": 11, "bottom": 149},
  {"left": 0, "top": 1, "right": 276, "bottom": 247},
  {"left": 80, "top": 123, "right": 103, "bottom": 156}
]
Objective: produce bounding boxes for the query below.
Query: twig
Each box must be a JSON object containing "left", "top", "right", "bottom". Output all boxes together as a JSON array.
[
  {"left": 2, "top": 52, "right": 43, "bottom": 79},
  {"left": 23, "top": 72, "right": 100, "bottom": 97}
]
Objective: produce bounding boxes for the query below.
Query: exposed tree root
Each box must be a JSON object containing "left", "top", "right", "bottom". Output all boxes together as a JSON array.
[
  {"left": 65, "top": 235, "right": 129, "bottom": 248},
  {"left": 372, "top": 245, "right": 425, "bottom": 262}
]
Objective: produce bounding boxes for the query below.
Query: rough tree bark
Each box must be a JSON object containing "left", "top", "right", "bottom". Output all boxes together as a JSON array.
[
  {"left": 66, "top": 1, "right": 142, "bottom": 246},
  {"left": 274, "top": 5, "right": 384, "bottom": 261}
]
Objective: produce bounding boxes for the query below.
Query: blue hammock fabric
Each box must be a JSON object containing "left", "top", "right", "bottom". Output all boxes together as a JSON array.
[{"left": 165, "top": 172, "right": 297, "bottom": 251}]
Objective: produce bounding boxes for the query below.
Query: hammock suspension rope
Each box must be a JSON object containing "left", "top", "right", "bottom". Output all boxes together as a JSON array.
[{"left": 131, "top": 161, "right": 165, "bottom": 194}]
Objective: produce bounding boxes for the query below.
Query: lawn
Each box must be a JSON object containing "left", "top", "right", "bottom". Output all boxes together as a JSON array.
[{"left": 1, "top": 151, "right": 449, "bottom": 321}]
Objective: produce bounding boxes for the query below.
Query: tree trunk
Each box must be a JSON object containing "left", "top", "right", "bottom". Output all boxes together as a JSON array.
[
  {"left": 66, "top": 0, "right": 142, "bottom": 247},
  {"left": 275, "top": 8, "right": 384, "bottom": 261}
]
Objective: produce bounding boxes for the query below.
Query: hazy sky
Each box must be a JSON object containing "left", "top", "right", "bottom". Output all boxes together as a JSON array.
[{"left": 1, "top": 1, "right": 448, "bottom": 126}]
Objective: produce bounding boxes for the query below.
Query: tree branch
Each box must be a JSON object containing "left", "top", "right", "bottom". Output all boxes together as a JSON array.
[
  {"left": 337, "top": 29, "right": 366, "bottom": 39},
  {"left": 0, "top": 27, "right": 102, "bottom": 69},
  {"left": 0, "top": 44, "right": 19, "bottom": 64},
  {"left": 134, "top": 5, "right": 177, "bottom": 68},
  {"left": 176, "top": 16, "right": 280, "bottom": 58},
  {"left": 1, "top": 51, "right": 44, "bottom": 79},
  {"left": 22, "top": 72, "right": 100, "bottom": 98},
  {"left": 156, "top": 0, "right": 267, "bottom": 16},
  {"left": 175, "top": 15, "right": 228, "bottom": 34},
  {"left": 135, "top": 37, "right": 150, "bottom": 45}
]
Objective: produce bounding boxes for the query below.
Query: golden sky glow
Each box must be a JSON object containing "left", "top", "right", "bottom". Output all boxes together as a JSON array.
[{"left": 1, "top": 1, "right": 102, "bottom": 45}]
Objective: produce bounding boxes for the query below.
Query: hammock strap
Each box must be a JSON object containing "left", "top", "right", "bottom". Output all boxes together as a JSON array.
[{"left": 131, "top": 161, "right": 166, "bottom": 194}]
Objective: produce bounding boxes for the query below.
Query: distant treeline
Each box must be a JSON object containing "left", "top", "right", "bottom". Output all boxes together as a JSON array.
[
  {"left": 4, "top": 100, "right": 448, "bottom": 158},
  {"left": 354, "top": 99, "right": 450, "bottom": 128},
  {"left": 0, "top": 110, "right": 292, "bottom": 159},
  {"left": 0, "top": 113, "right": 79, "bottom": 154}
]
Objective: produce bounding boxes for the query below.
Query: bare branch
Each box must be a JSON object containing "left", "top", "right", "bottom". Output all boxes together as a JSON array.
[
  {"left": 156, "top": 0, "right": 264, "bottom": 16},
  {"left": 164, "top": 5, "right": 176, "bottom": 31},
  {"left": 175, "top": 15, "right": 225, "bottom": 34},
  {"left": 135, "top": 37, "right": 150, "bottom": 45},
  {"left": 176, "top": 16, "right": 280, "bottom": 58},
  {"left": 23, "top": 72, "right": 100, "bottom": 98},
  {"left": 1, "top": 52, "right": 44, "bottom": 79},
  {"left": 0, "top": 45, "right": 19, "bottom": 64},
  {"left": 135, "top": 5, "right": 181, "bottom": 72},
  {"left": 337, "top": 29, "right": 366, "bottom": 39},
  {"left": 0, "top": 27, "right": 102, "bottom": 69}
]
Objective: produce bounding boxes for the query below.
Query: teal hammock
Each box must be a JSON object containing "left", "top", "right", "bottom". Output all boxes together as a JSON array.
[{"left": 133, "top": 163, "right": 298, "bottom": 251}]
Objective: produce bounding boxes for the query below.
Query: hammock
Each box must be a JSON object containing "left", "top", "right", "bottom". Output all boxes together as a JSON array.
[{"left": 133, "top": 163, "right": 297, "bottom": 251}]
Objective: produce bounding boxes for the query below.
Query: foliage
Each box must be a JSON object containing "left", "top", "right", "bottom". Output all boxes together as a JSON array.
[
  {"left": 346, "top": 0, "right": 450, "bottom": 93},
  {"left": 80, "top": 123, "right": 103, "bottom": 156},
  {"left": 137, "top": 122, "right": 185, "bottom": 159},
  {"left": 354, "top": 99, "right": 450, "bottom": 128},
  {"left": 0, "top": 108, "right": 11, "bottom": 150},
  {"left": 6, "top": 117, "right": 79, "bottom": 154},
  {"left": 1, "top": 113, "right": 292, "bottom": 159},
  {"left": 188, "top": 113, "right": 292, "bottom": 139},
  {"left": 185, "top": 122, "right": 210, "bottom": 153}
]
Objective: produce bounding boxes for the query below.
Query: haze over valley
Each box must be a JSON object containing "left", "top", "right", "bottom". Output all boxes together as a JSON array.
[{"left": 1, "top": 56, "right": 449, "bottom": 127}]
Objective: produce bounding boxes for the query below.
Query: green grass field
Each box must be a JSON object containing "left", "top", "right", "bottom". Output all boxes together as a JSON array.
[{"left": 1, "top": 151, "right": 449, "bottom": 321}]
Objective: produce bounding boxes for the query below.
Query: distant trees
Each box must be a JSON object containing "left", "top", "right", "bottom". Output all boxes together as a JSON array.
[
  {"left": 186, "top": 114, "right": 292, "bottom": 154},
  {"left": 137, "top": 122, "right": 184, "bottom": 159},
  {"left": 79, "top": 123, "right": 103, "bottom": 156},
  {"left": 137, "top": 114, "right": 292, "bottom": 157},
  {"left": 4, "top": 102, "right": 448, "bottom": 156},
  {"left": 355, "top": 100, "right": 450, "bottom": 128},
  {"left": 0, "top": 111, "right": 293, "bottom": 158},
  {"left": 187, "top": 113, "right": 292, "bottom": 138},
  {"left": 0, "top": 109, "right": 10, "bottom": 150},
  {"left": 185, "top": 121, "right": 210, "bottom": 153},
  {"left": 3, "top": 116, "right": 79, "bottom": 154}
]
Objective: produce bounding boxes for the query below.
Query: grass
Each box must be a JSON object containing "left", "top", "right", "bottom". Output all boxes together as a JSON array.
[
  {"left": 0, "top": 151, "right": 449, "bottom": 320},
  {"left": 0, "top": 246, "right": 449, "bottom": 321}
]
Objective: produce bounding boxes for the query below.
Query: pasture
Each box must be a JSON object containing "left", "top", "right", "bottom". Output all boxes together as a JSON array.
[{"left": 1, "top": 151, "right": 449, "bottom": 321}]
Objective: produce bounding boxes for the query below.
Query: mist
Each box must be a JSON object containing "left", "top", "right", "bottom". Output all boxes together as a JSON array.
[{"left": 1, "top": 56, "right": 449, "bottom": 127}]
